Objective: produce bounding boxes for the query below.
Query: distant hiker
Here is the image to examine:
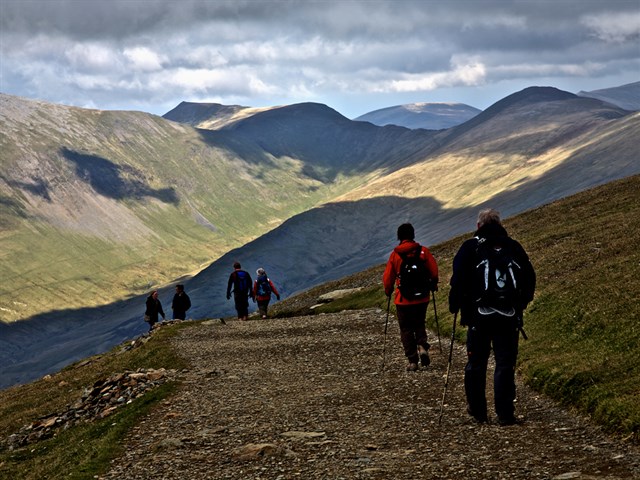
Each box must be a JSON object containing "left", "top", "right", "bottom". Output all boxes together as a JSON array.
[
  {"left": 171, "top": 284, "right": 191, "bottom": 320},
  {"left": 253, "top": 268, "right": 280, "bottom": 319},
  {"left": 383, "top": 223, "right": 439, "bottom": 372},
  {"left": 226, "top": 262, "right": 254, "bottom": 321},
  {"left": 448, "top": 208, "right": 536, "bottom": 425},
  {"left": 144, "top": 290, "right": 165, "bottom": 331}
]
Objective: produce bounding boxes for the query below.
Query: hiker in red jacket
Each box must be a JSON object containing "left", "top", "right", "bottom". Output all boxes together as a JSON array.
[
  {"left": 383, "top": 223, "right": 439, "bottom": 371},
  {"left": 253, "top": 268, "right": 280, "bottom": 319}
]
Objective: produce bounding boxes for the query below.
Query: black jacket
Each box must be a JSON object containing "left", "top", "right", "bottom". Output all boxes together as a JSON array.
[
  {"left": 145, "top": 296, "right": 165, "bottom": 323},
  {"left": 449, "top": 223, "right": 536, "bottom": 325},
  {"left": 172, "top": 292, "right": 191, "bottom": 315}
]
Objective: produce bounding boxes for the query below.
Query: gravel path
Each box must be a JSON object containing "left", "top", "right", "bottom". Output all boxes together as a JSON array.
[{"left": 101, "top": 309, "right": 640, "bottom": 479}]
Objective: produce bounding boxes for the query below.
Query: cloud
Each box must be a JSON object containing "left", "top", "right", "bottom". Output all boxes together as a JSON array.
[
  {"left": 123, "top": 47, "right": 166, "bottom": 72},
  {"left": 582, "top": 11, "right": 640, "bottom": 43},
  {"left": 390, "top": 57, "right": 487, "bottom": 92},
  {"left": 1, "top": 0, "right": 638, "bottom": 116},
  {"left": 66, "top": 43, "right": 120, "bottom": 72}
]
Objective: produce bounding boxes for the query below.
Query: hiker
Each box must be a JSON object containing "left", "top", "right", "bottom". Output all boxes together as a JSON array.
[
  {"left": 253, "top": 268, "right": 281, "bottom": 319},
  {"left": 226, "top": 261, "right": 254, "bottom": 321},
  {"left": 171, "top": 284, "right": 191, "bottom": 320},
  {"left": 448, "top": 208, "right": 536, "bottom": 425},
  {"left": 144, "top": 290, "right": 165, "bottom": 331},
  {"left": 383, "top": 223, "right": 439, "bottom": 372}
]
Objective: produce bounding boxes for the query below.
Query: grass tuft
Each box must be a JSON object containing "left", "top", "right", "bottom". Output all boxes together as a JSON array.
[{"left": 0, "top": 322, "right": 193, "bottom": 478}]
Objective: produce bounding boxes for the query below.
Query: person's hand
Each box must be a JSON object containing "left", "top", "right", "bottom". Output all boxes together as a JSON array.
[
  {"left": 449, "top": 304, "right": 459, "bottom": 315},
  {"left": 226, "top": 294, "right": 231, "bottom": 300},
  {"left": 276, "top": 295, "right": 280, "bottom": 300},
  {"left": 430, "top": 280, "right": 439, "bottom": 292}
]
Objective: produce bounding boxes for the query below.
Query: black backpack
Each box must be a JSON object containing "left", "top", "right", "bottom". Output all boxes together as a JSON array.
[
  {"left": 473, "top": 238, "right": 522, "bottom": 308},
  {"left": 397, "top": 246, "right": 432, "bottom": 300},
  {"left": 256, "top": 275, "right": 271, "bottom": 296},
  {"left": 234, "top": 270, "right": 250, "bottom": 295}
]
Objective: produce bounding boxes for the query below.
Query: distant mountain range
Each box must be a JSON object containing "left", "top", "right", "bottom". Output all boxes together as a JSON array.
[
  {"left": 1, "top": 83, "right": 639, "bottom": 389},
  {"left": 578, "top": 81, "right": 640, "bottom": 111},
  {"left": 353, "top": 102, "right": 482, "bottom": 130}
]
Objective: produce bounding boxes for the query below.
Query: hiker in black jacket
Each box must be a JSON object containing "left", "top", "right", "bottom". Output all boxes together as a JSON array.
[
  {"left": 144, "top": 290, "right": 165, "bottom": 331},
  {"left": 226, "top": 262, "right": 254, "bottom": 321},
  {"left": 171, "top": 284, "right": 191, "bottom": 320},
  {"left": 449, "top": 208, "right": 536, "bottom": 425}
]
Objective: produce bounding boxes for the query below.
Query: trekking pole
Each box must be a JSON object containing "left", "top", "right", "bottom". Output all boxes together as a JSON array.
[
  {"left": 431, "top": 291, "right": 442, "bottom": 352},
  {"left": 438, "top": 312, "right": 457, "bottom": 425},
  {"left": 381, "top": 294, "right": 392, "bottom": 371}
]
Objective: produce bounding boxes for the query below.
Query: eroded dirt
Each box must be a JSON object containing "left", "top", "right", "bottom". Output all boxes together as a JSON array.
[{"left": 101, "top": 309, "right": 640, "bottom": 479}]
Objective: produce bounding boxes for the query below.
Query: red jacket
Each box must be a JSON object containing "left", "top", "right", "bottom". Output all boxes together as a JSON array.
[
  {"left": 383, "top": 240, "right": 439, "bottom": 305},
  {"left": 253, "top": 277, "right": 280, "bottom": 302}
]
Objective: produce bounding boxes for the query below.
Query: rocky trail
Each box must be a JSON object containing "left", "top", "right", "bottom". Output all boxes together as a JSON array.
[{"left": 101, "top": 309, "right": 640, "bottom": 479}]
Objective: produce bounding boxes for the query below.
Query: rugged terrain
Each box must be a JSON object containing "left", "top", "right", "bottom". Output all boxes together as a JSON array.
[{"left": 100, "top": 312, "right": 640, "bottom": 479}]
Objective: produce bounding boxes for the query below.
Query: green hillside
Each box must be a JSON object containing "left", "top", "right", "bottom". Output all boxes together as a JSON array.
[
  {"left": 0, "top": 96, "right": 377, "bottom": 321},
  {"left": 272, "top": 174, "right": 640, "bottom": 439},
  {"left": 0, "top": 176, "right": 637, "bottom": 479}
]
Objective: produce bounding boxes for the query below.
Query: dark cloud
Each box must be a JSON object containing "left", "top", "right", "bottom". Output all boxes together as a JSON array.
[{"left": 1, "top": 0, "right": 638, "bottom": 117}]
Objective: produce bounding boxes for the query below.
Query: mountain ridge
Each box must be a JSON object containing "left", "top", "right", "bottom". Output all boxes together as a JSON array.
[
  {"left": 1, "top": 85, "right": 639, "bottom": 389},
  {"left": 354, "top": 102, "right": 481, "bottom": 130}
]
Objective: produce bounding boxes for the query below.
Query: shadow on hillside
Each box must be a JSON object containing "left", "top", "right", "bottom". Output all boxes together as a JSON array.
[
  {"left": 61, "top": 147, "right": 178, "bottom": 204},
  {"left": 4, "top": 163, "right": 639, "bottom": 390},
  {"left": 193, "top": 116, "right": 439, "bottom": 183},
  {"left": 8, "top": 178, "right": 52, "bottom": 201}
]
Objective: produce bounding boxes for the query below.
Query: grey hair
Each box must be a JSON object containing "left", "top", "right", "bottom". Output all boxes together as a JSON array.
[{"left": 477, "top": 208, "right": 502, "bottom": 227}]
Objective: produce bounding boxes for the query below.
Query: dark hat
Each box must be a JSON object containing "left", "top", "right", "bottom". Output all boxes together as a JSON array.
[{"left": 397, "top": 223, "right": 415, "bottom": 241}]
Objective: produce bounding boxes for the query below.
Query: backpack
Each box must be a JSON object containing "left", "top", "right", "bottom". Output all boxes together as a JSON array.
[
  {"left": 473, "top": 238, "right": 522, "bottom": 309},
  {"left": 256, "top": 275, "right": 271, "bottom": 296},
  {"left": 234, "top": 270, "right": 250, "bottom": 295},
  {"left": 397, "top": 246, "right": 432, "bottom": 300}
]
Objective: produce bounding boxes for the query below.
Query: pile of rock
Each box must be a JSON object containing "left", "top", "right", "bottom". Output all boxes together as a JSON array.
[{"left": 3, "top": 368, "right": 176, "bottom": 450}]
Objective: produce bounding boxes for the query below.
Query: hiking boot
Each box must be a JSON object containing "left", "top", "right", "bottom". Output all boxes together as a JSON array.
[
  {"left": 418, "top": 345, "right": 430, "bottom": 367},
  {"left": 497, "top": 415, "right": 520, "bottom": 426},
  {"left": 406, "top": 362, "right": 419, "bottom": 372},
  {"left": 467, "top": 405, "right": 488, "bottom": 424}
]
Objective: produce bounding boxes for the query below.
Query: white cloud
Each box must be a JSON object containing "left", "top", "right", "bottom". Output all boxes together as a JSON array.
[
  {"left": 390, "top": 58, "right": 487, "bottom": 92},
  {"left": 65, "top": 43, "right": 119, "bottom": 72},
  {"left": 582, "top": 11, "right": 640, "bottom": 43},
  {"left": 1, "top": 1, "right": 638, "bottom": 117},
  {"left": 123, "top": 47, "right": 166, "bottom": 72}
]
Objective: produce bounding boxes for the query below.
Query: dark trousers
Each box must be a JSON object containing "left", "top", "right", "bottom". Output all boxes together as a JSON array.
[
  {"left": 173, "top": 311, "right": 186, "bottom": 320},
  {"left": 464, "top": 314, "right": 519, "bottom": 420},
  {"left": 257, "top": 299, "right": 270, "bottom": 317},
  {"left": 234, "top": 295, "right": 249, "bottom": 318},
  {"left": 396, "top": 302, "right": 430, "bottom": 363}
]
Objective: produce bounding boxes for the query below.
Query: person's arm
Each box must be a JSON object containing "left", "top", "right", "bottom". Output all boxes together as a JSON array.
[
  {"left": 423, "top": 246, "right": 439, "bottom": 291},
  {"left": 158, "top": 301, "right": 165, "bottom": 319},
  {"left": 448, "top": 239, "right": 474, "bottom": 315},
  {"left": 248, "top": 275, "right": 255, "bottom": 300},
  {"left": 382, "top": 252, "right": 397, "bottom": 297},
  {"left": 227, "top": 273, "right": 234, "bottom": 299},
  {"left": 513, "top": 240, "right": 536, "bottom": 308},
  {"left": 270, "top": 280, "right": 280, "bottom": 300}
]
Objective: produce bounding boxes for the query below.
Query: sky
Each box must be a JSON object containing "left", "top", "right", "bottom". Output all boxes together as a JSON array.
[{"left": 1, "top": 0, "right": 639, "bottom": 119}]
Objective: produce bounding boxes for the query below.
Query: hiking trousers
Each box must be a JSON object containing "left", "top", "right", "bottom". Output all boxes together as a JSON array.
[
  {"left": 257, "top": 299, "right": 270, "bottom": 318},
  {"left": 464, "top": 313, "right": 519, "bottom": 421},
  {"left": 396, "top": 302, "right": 430, "bottom": 363},
  {"left": 234, "top": 294, "right": 249, "bottom": 318}
]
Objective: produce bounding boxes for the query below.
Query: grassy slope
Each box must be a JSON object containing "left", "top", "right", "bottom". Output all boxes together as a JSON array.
[
  {"left": 0, "top": 322, "right": 192, "bottom": 479},
  {"left": 275, "top": 174, "right": 640, "bottom": 440},
  {"left": 0, "top": 103, "right": 371, "bottom": 321},
  {"left": 0, "top": 176, "right": 637, "bottom": 478}
]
